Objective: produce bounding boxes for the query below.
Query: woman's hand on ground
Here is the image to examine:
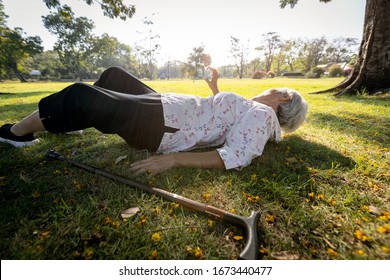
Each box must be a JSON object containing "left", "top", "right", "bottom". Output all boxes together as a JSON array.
[{"left": 130, "top": 154, "right": 176, "bottom": 178}]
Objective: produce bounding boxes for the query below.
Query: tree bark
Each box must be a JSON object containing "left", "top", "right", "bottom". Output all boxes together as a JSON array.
[
  {"left": 312, "top": 0, "right": 390, "bottom": 96},
  {"left": 7, "top": 55, "right": 27, "bottom": 82}
]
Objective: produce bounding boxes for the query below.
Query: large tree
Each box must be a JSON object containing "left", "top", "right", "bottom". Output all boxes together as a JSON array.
[
  {"left": 0, "top": 1, "right": 43, "bottom": 82},
  {"left": 43, "top": 5, "right": 95, "bottom": 80},
  {"left": 280, "top": 0, "right": 390, "bottom": 95},
  {"left": 43, "top": 0, "right": 135, "bottom": 20}
]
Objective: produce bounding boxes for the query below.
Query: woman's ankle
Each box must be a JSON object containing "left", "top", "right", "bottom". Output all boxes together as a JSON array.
[{"left": 10, "top": 124, "right": 27, "bottom": 137}]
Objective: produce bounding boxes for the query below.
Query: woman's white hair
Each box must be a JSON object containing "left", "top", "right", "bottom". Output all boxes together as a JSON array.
[{"left": 272, "top": 88, "right": 308, "bottom": 133}]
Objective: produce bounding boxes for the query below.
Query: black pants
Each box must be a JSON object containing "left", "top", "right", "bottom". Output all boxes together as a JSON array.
[{"left": 39, "top": 67, "right": 167, "bottom": 151}]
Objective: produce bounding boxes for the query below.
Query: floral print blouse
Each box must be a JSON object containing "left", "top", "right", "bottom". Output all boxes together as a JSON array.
[{"left": 158, "top": 92, "right": 281, "bottom": 170}]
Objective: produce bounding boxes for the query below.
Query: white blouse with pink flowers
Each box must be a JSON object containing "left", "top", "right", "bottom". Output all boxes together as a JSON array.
[{"left": 158, "top": 92, "right": 281, "bottom": 170}]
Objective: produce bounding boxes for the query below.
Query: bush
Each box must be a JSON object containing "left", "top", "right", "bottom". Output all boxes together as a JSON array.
[
  {"left": 252, "top": 70, "right": 266, "bottom": 79},
  {"left": 306, "top": 67, "right": 325, "bottom": 78},
  {"left": 281, "top": 72, "right": 304, "bottom": 77},
  {"left": 328, "top": 64, "right": 344, "bottom": 77},
  {"left": 267, "top": 71, "right": 276, "bottom": 78},
  {"left": 344, "top": 68, "right": 353, "bottom": 76}
]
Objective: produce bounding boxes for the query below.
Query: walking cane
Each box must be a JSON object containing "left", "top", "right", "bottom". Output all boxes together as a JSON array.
[{"left": 46, "top": 150, "right": 260, "bottom": 260}]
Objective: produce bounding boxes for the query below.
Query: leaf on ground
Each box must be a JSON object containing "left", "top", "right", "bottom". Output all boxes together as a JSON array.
[
  {"left": 19, "top": 171, "right": 31, "bottom": 183},
  {"left": 368, "top": 205, "right": 381, "bottom": 216},
  {"left": 271, "top": 251, "right": 299, "bottom": 260},
  {"left": 115, "top": 155, "right": 128, "bottom": 165},
  {"left": 121, "top": 207, "right": 140, "bottom": 218},
  {"left": 286, "top": 157, "right": 299, "bottom": 164}
]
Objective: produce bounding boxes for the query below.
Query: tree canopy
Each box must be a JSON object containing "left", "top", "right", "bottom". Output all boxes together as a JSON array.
[{"left": 43, "top": 0, "right": 135, "bottom": 20}]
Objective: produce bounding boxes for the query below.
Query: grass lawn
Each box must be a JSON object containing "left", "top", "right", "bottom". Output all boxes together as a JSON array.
[{"left": 0, "top": 77, "right": 389, "bottom": 260}]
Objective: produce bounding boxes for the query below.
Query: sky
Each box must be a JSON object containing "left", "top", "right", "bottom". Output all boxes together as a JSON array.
[{"left": 3, "top": 0, "right": 366, "bottom": 66}]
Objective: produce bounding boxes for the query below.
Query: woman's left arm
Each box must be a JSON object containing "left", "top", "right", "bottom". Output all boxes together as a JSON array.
[
  {"left": 130, "top": 151, "right": 225, "bottom": 178},
  {"left": 204, "top": 67, "right": 220, "bottom": 95}
]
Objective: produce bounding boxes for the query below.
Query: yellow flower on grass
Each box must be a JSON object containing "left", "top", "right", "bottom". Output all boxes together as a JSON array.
[
  {"left": 193, "top": 247, "right": 203, "bottom": 259},
  {"left": 233, "top": 235, "right": 244, "bottom": 241},
  {"left": 326, "top": 248, "right": 338, "bottom": 257},
  {"left": 354, "top": 230, "right": 371, "bottom": 242},
  {"left": 355, "top": 250, "right": 365, "bottom": 256},
  {"left": 149, "top": 250, "right": 158, "bottom": 260},
  {"left": 259, "top": 245, "right": 268, "bottom": 255},
  {"left": 250, "top": 174, "right": 257, "bottom": 182},
  {"left": 186, "top": 246, "right": 203, "bottom": 259},
  {"left": 83, "top": 248, "right": 94, "bottom": 260},
  {"left": 138, "top": 215, "right": 147, "bottom": 227},
  {"left": 111, "top": 221, "right": 120, "bottom": 229},
  {"left": 308, "top": 192, "right": 314, "bottom": 198},
  {"left": 39, "top": 231, "right": 50, "bottom": 240},
  {"left": 154, "top": 207, "right": 161, "bottom": 215},
  {"left": 202, "top": 192, "right": 211, "bottom": 202},
  {"left": 170, "top": 202, "right": 180, "bottom": 209},
  {"left": 381, "top": 246, "right": 390, "bottom": 254},
  {"left": 377, "top": 224, "right": 390, "bottom": 234},
  {"left": 73, "top": 179, "right": 82, "bottom": 190},
  {"left": 327, "top": 198, "right": 336, "bottom": 206},
  {"left": 54, "top": 169, "right": 61, "bottom": 175},
  {"left": 354, "top": 218, "right": 362, "bottom": 226},
  {"left": 317, "top": 194, "right": 324, "bottom": 200},
  {"left": 102, "top": 217, "right": 112, "bottom": 225},
  {"left": 207, "top": 219, "right": 214, "bottom": 228},
  {"left": 230, "top": 208, "right": 236, "bottom": 214},
  {"left": 243, "top": 192, "right": 260, "bottom": 203},
  {"left": 379, "top": 211, "right": 390, "bottom": 221},
  {"left": 32, "top": 192, "right": 41, "bottom": 199},
  {"left": 265, "top": 214, "right": 275, "bottom": 223},
  {"left": 151, "top": 232, "right": 161, "bottom": 243}
]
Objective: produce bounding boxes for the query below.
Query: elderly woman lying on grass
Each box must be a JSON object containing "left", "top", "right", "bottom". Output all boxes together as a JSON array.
[{"left": 0, "top": 67, "right": 308, "bottom": 177}]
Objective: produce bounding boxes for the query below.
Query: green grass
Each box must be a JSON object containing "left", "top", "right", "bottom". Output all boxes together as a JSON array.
[{"left": 1, "top": 77, "right": 389, "bottom": 260}]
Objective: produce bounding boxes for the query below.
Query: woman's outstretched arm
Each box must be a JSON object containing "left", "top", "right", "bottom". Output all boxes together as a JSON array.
[
  {"left": 204, "top": 67, "right": 220, "bottom": 95},
  {"left": 129, "top": 151, "right": 225, "bottom": 178}
]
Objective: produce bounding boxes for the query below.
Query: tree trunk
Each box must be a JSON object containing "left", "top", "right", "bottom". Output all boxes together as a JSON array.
[{"left": 312, "top": 0, "right": 390, "bottom": 96}]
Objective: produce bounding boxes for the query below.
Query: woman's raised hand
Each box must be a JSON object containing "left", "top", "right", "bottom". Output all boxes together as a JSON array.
[{"left": 204, "top": 67, "right": 220, "bottom": 95}]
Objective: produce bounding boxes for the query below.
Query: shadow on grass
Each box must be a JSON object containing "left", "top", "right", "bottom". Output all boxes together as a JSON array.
[
  {"left": 310, "top": 112, "right": 389, "bottom": 146},
  {"left": 1, "top": 103, "right": 40, "bottom": 119},
  {"left": 233, "top": 135, "right": 356, "bottom": 208},
  {"left": 0, "top": 91, "right": 55, "bottom": 99},
  {"left": 338, "top": 93, "right": 390, "bottom": 107}
]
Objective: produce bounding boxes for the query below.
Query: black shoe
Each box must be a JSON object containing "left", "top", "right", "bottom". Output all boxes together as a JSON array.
[{"left": 0, "top": 124, "right": 40, "bottom": 147}]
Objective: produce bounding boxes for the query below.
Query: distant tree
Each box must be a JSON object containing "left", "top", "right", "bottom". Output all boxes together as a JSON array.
[
  {"left": 42, "top": 0, "right": 136, "bottom": 20},
  {"left": 256, "top": 32, "right": 281, "bottom": 72},
  {"left": 187, "top": 45, "right": 212, "bottom": 79},
  {"left": 87, "top": 33, "right": 139, "bottom": 77},
  {"left": 230, "top": 36, "right": 249, "bottom": 79},
  {"left": 25, "top": 50, "right": 64, "bottom": 80},
  {"left": 301, "top": 37, "right": 328, "bottom": 73},
  {"left": 247, "top": 57, "right": 264, "bottom": 76},
  {"left": 133, "top": 17, "right": 160, "bottom": 80},
  {"left": 325, "top": 37, "right": 359, "bottom": 63},
  {"left": 280, "top": 0, "right": 390, "bottom": 95},
  {"left": 281, "top": 38, "right": 302, "bottom": 72},
  {"left": 42, "top": 5, "right": 95, "bottom": 80}
]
